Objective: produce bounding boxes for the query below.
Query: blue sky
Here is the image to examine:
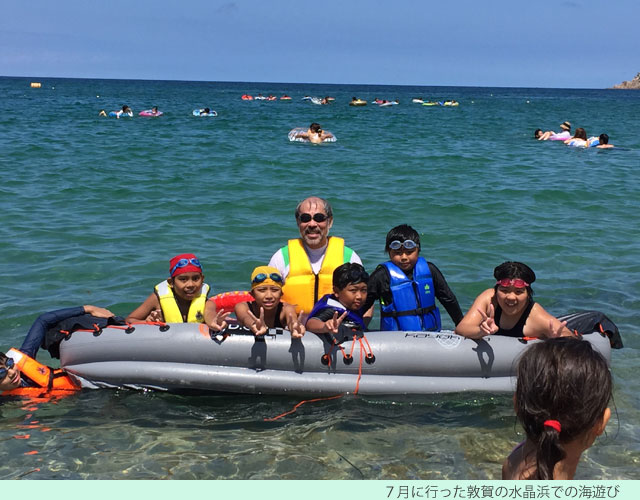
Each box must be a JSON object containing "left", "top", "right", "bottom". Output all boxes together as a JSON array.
[{"left": 2, "top": 0, "right": 638, "bottom": 88}]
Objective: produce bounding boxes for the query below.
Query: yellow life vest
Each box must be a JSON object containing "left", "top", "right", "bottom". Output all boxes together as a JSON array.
[
  {"left": 282, "top": 237, "right": 345, "bottom": 314},
  {"left": 154, "top": 280, "right": 210, "bottom": 323},
  {"left": 1, "top": 348, "right": 78, "bottom": 398}
]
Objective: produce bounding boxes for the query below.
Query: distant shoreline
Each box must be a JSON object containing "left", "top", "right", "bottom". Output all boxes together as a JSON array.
[
  {"left": 611, "top": 73, "right": 640, "bottom": 89},
  {"left": 0, "top": 74, "right": 620, "bottom": 91}
]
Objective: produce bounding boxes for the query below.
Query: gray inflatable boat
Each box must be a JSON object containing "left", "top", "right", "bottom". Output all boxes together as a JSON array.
[{"left": 59, "top": 321, "right": 613, "bottom": 397}]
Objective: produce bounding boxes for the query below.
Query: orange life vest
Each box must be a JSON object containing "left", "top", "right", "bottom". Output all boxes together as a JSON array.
[{"left": 1, "top": 348, "right": 78, "bottom": 398}]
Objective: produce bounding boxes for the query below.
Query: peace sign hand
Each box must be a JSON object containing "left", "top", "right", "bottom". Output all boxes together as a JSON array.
[
  {"left": 477, "top": 303, "right": 499, "bottom": 336},
  {"left": 324, "top": 310, "right": 348, "bottom": 334},
  {"left": 146, "top": 308, "right": 164, "bottom": 323},
  {"left": 208, "top": 309, "right": 231, "bottom": 332},
  {"left": 289, "top": 310, "right": 306, "bottom": 339},
  {"left": 248, "top": 307, "right": 268, "bottom": 336},
  {"left": 549, "top": 319, "right": 568, "bottom": 338}
]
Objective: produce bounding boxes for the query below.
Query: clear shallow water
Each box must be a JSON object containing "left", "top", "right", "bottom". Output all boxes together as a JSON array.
[{"left": 0, "top": 77, "right": 639, "bottom": 479}]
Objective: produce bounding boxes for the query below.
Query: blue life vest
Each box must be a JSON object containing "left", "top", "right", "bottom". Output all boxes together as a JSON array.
[
  {"left": 308, "top": 294, "right": 367, "bottom": 331},
  {"left": 380, "top": 257, "right": 441, "bottom": 331}
]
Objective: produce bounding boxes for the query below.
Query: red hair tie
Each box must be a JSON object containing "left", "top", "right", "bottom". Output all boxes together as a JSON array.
[{"left": 543, "top": 420, "right": 561, "bottom": 432}]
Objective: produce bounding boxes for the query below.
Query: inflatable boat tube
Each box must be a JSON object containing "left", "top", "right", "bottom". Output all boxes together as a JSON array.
[
  {"left": 349, "top": 100, "right": 367, "bottom": 106},
  {"left": 288, "top": 127, "right": 337, "bottom": 143},
  {"left": 241, "top": 95, "right": 253, "bottom": 101},
  {"left": 59, "top": 317, "right": 614, "bottom": 397},
  {"left": 193, "top": 109, "right": 217, "bottom": 117},
  {"left": 139, "top": 110, "right": 163, "bottom": 117}
]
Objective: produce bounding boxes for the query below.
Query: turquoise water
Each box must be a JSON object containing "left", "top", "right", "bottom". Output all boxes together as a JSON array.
[{"left": 0, "top": 76, "right": 639, "bottom": 479}]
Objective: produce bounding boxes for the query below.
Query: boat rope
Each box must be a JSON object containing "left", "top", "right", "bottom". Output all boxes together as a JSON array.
[
  {"left": 59, "top": 321, "right": 169, "bottom": 336},
  {"left": 264, "top": 332, "right": 374, "bottom": 421}
]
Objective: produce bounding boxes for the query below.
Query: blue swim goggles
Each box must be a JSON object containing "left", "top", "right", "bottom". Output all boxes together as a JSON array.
[
  {"left": 0, "top": 358, "right": 15, "bottom": 380},
  {"left": 252, "top": 273, "right": 284, "bottom": 285},
  {"left": 388, "top": 240, "right": 418, "bottom": 251},
  {"left": 170, "top": 258, "right": 202, "bottom": 277}
]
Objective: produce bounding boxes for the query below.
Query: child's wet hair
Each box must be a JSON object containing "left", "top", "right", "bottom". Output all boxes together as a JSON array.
[
  {"left": 0, "top": 352, "right": 8, "bottom": 365},
  {"left": 515, "top": 337, "right": 612, "bottom": 479},
  {"left": 573, "top": 128, "right": 587, "bottom": 140},
  {"left": 494, "top": 261, "right": 536, "bottom": 297},
  {"left": 385, "top": 224, "right": 421, "bottom": 252},
  {"left": 333, "top": 263, "right": 369, "bottom": 290}
]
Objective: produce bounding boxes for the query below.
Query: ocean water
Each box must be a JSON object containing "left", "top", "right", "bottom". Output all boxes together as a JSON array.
[{"left": 0, "top": 76, "right": 639, "bottom": 480}]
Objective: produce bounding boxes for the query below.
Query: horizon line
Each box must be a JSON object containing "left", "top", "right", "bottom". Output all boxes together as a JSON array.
[{"left": 0, "top": 74, "right": 616, "bottom": 91}]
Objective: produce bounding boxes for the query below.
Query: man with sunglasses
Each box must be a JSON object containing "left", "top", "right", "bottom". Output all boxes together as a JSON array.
[
  {"left": 268, "top": 197, "right": 363, "bottom": 316},
  {"left": 360, "top": 224, "right": 463, "bottom": 332}
]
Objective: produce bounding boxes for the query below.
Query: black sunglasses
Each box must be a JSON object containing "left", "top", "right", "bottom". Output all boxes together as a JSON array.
[
  {"left": 297, "top": 213, "right": 328, "bottom": 223},
  {"left": 0, "top": 358, "right": 15, "bottom": 380}
]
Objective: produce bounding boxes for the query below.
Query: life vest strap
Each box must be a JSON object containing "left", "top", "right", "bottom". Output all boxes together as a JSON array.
[{"left": 381, "top": 305, "right": 436, "bottom": 318}]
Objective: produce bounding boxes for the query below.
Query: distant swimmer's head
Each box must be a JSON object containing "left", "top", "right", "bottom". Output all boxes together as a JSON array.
[
  {"left": 560, "top": 121, "right": 571, "bottom": 131},
  {"left": 122, "top": 105, "right": 131, "bottom": 112},
  {"left": 534, "top": 129, "right": 543, "bottom": 139},
  {"left": 152, "top": 106, "right": 158, "bottom": 113},
  {"left": 599, "top": 133, "right": 609, "bottom": 145},
  {"left": 309, "top": 123, "right": 322, "bottom": 134},
  {"left": 203, "top": 108, "right": 210, "bottom": 114},
  {"left": 574, "top": 128, "right": 587, "bottom": 140},
  {"left": 493, "top": 261, "right": 536, "bottom": 299}
]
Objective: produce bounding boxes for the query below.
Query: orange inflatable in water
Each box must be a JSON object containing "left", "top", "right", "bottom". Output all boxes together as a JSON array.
[
  {"left": 1, "top": 348, "right": 79, "bottom": 399},
  {"left": 210, "top": 291, "right": 253, "bottom": 314}
]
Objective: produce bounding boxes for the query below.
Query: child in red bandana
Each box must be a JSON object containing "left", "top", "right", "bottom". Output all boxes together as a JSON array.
[{"left": 126, "top": 253, "right": 210, "bottom": 323}]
